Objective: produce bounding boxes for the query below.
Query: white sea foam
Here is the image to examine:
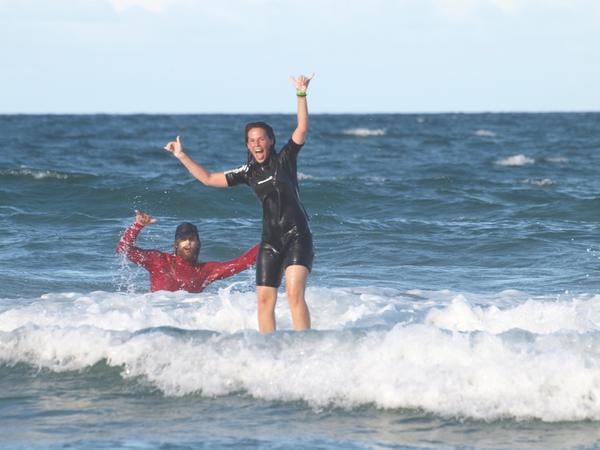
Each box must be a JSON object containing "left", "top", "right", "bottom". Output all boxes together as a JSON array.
[
  {"left": 546, "top": 156, "right": 569, "bottom": 164},
  {"left": 297, "top": 172, "right": 315, "bottom": 181},
  {"left": 495, "top": 154, "right": 535, "bottom": 166},
  {"left": 1, "top": 168, "right": 75, "bottom": 180},
  {"left": 0, "top": 286, "right": 416, "bottom": 334},
  {"left": 342, "top": 128, "right": 386, "bottom": 137},
  {"left": 425, "top": 294, "right": 600, "bottom": 334},
  {"left": 474, "top": 129, "right": 497, "bottom": 137},
  {"left": 364, "top": 176, "right": 388, "bottom": 184},
  {"left": 2, "top": 288, "right": 600, "bottom": 422},
  {"left": 523, "top": 178, "right": 556, "bottom": 187}
]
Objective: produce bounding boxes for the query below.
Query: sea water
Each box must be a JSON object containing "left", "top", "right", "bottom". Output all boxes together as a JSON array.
[{"left": 1, "top": 113, "right": 600, "bottom": 449}]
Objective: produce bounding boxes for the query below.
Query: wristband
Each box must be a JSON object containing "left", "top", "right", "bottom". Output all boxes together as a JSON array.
[{"left": 296, "top": 90, "right": 307, "bottom": 97}]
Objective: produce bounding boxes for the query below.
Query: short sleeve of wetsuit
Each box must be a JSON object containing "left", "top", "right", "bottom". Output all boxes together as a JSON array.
[
  {"left": 224, "top": 164, "right": 250, "bottom": 187},
  {"left": 277, "top": 139, "right": 304, "bottom": 175},
  {"left": 280, "top": 138, "right": 303, "bottom": 160}
]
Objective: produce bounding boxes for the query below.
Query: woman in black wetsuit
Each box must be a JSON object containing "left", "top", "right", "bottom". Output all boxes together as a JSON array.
[{"left": 164, "top": 74, "right": 314, "bottom": 333}]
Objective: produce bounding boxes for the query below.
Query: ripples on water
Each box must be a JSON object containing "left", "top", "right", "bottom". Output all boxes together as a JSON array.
[{"left": 1, "top": 113, "right": 600, "bottom": 449}]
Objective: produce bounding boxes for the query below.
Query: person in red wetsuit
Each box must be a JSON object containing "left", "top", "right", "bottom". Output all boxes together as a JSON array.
[{"left": 117, "top": 210, "right": 259, "bottom": 293}]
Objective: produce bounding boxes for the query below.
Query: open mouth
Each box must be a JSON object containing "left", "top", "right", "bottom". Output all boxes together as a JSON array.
[{"left": 253, "top": 148, "right": 268, "bottom": 162}]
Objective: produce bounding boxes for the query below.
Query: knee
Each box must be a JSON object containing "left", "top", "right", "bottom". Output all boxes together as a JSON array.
[
  {"left": 257, "top": 290, "right": 277, "bottom": 311},
  {"left": 286, "top": 287, "right": 305, "bottom": 307},
  {"left": 257, "top": 296, "right": 273, "bottom": 310}
]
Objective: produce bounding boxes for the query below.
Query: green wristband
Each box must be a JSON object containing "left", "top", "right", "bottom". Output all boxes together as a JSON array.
[{"left": 296, "top": 90, "right": 307, "bottom": 97}]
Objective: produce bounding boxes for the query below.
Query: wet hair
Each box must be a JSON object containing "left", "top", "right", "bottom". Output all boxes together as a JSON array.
[
  {"left": 245, "top": 121, "right": 275, "bottom": 146},
  {"left": 174, "top": 222, "right": 199, "bottom": 241}
]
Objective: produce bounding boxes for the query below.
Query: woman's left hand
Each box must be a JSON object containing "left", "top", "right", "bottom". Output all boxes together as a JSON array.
[{"left": 291, "top": 73, "right": 314, "bottom": 94}]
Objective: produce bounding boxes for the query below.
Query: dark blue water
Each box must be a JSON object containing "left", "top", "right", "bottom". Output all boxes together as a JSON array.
[
  {"left": 3, "top": 113, "right": 600, "bottom": 297},
  {"left": 2, "top": 113, "right": 600, "bottom": 449}
]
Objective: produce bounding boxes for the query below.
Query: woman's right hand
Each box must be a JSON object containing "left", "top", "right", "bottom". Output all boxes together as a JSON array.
[
  {"left": 163, "top": 135, "right": 229, "bottom": 188},
  {"left": 164, "top": 136, "right": 184, "bottom": 158}
]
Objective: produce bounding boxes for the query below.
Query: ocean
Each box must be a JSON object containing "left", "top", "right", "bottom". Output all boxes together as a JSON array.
[{"left": 1, "top": 113, "right": 600, "bottom": 449}]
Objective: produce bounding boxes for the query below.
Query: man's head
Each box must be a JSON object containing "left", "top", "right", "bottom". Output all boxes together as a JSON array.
[{"left": 174, "top": 222, "right": 200, "bottom": 263}]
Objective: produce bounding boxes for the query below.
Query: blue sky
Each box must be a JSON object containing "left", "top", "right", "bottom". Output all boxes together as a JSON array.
[{"left": 1, "top": 0, "right": 598, "bottom": 113}]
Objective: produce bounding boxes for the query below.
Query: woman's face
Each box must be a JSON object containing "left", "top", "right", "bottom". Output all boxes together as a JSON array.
[{"left": 246, "top": 127, "right": 273, "bottom": 164}]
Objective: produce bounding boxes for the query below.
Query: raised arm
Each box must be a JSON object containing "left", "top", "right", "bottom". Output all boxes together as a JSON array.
[
  {"left": 290, "top": 74, "right": 313, "bottom": 145},
  {"left": 116, "top": 210, "right": 159, "bottom": 267},
  {"left": 164, "top": 136, "right": 228, "bottom": 188}
]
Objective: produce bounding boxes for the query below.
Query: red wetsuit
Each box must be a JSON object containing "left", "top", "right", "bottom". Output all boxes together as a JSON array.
[{"left": 117, "top": 222, "right": 259, "bottom": 293}]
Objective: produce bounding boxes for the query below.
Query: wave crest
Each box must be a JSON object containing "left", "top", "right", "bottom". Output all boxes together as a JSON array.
[
  {"left": 0, "top": 168, "right": 82, "bottom": 180},
  {"left": 523, "top": 178, "right": 556, "bottom": 187},
  {"left": 342, "top": 128, "right": 386, "bottom": 137},
  {"left": 474, "top": 129, "right": 497, "bottom": 137},
  {"left": 495, "top": 154, "right": 535, "bottom": 166},
  {"left": 3, "top": 289, "right": 600, "bottom": 421}
]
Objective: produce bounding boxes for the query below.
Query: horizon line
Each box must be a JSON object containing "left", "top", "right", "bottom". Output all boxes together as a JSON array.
[{"left": 1, "top": 110, "right": 599, "bottom": 116}]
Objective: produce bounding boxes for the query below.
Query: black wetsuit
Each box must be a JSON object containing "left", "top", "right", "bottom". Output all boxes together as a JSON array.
[{"left": 225, "top": 138, "right": 313, "bottom": 287}]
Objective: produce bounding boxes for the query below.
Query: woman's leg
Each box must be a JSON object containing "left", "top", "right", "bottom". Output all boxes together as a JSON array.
[
  {"left": 284, "top": 265, "right": 311, "bottom": 330},
  {"left": 256, "top": 286, "right": 278, "bottom": 333}
]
